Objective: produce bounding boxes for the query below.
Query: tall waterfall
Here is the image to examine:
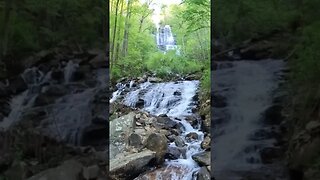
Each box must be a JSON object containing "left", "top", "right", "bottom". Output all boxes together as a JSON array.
[{"left": 156, "top": 25, "right": 179, "bottom": 54}]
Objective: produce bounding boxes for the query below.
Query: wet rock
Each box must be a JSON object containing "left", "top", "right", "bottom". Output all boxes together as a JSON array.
[
  {"left": 185, "top": 132, "right": 199, "bottom": 142},
  {"left": 128, "top": 133, "right": 143, "bottom": 149},
  {"left": 174, "top": 136, "right": 186, "bottom": 147},
  {"left": 192, "top": 151, "right": 211, "bottom": 166},
  {"left": 82, "top": 165, "right": 100, "bottom": 180},
  {"left": 134, "top": 166, "right": 190, "bottom": 180},
  {"left": 156, "top": 116, "right": 177, "bottom": 129},
  {"left": 174, "top": 91, "right": 182, "bottom": 96},
  {"left": 165, "top": 146, "right": 187, "bottom": 160},
  {"left": 43, "top": 85, "right": 68, "bottom": 96},
  {"left": 240, "top": 41, "right": 273, "bottom": 60},
  {"left": 135, "top": 99, "right": 145, "bottom": 108},
  {"left": 201, "top": 135, "right": 211, "bottom": 150},
  {"left": 197, "top": 166, "right": 211, "bottom": 180},
  {"left": 27, "top": 159, "right": 83, "bottom": 180},
  {"left": 110, "top": 150, "right": 156, "bottom": 180},
  {"left": 145, "top": 133, "right": 168, "bottom": 164},
  {"left": 185, "top": 115, "right": 198, "bottom": 127},
  {"left": 260, "top": 147, "right": 282, "bottom": 164}
]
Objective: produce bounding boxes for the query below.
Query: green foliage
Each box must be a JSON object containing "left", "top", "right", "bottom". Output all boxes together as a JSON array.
[
  {"left": 214, "top": 0, "right": 298, "bottom": 43},
  {"left": 145, "top": 51, "right": 203, "bottom": 78},
  {"left": 0, "top": 0, "right": 106, "bottom": 58}
]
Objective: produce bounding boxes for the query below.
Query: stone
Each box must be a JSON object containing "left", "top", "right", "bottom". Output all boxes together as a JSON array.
[
  {"left": 174, "top": 136, "right": 186, "bottom": 147},
  {"left": 156, "top": 116, "right": 177, "bottom": 129},
  {"left": 135, "top": 99, "right": 145, "bottom": 108},
  {"left": 165, "top": 146, "right": 187, "bottom": 160},
  {"left": 109, "top": 112, "right": 136, "bottom": 142},
  {"left": 192, "top": 151, "right": 211, "bottom": 166},
  {"left": 197, "top": 166, "right": 211, "bottom": 180},
  {"left": 110, "top": 150, "right": 156, "bottom": 180},
  {"left": 128, "top": 133, "right": 143, "bottom": 148},
  {"left": 185, "top": 115, "right": 198, "bottom": 127},
  {"left": 148, "top": 77, "right": 162, "bottom": 83},
  {"left": 144, "top": 133, "right": 168, "bottom": 164},
  {"left": 27, "top": 159, "right": 83, "bottom": 180},
  {"left": 185, "top": 132, "right": 199, "bottom": 142},
  {"left": 201, "top": 135, "right": 211, "bottom": 150},
  {"left": 134, "top": 166, "right": 190, "bottom": 180},
  {"left": 173, "top": 91, "right": 182, "bottom": 96}
]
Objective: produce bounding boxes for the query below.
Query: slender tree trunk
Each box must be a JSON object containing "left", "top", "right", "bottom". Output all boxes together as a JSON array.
[
  {"left": 110, "top": 0, "right": 121, "bottom": 69},
  {"left": 114, "top": 0, "right": 124, "bottom": 62},
  {"left": 122, "top": 0, "right": 132, "bottom": 57}
]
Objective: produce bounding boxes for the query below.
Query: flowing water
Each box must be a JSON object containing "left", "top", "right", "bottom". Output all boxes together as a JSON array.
[
  {"left": 212, "top": 59, "right": 288, "bottom": 179},
  {"left": 156, "top": 25, "right": 180, "bottom": 54},
  {"left": 112, "top": 80, "right": 204, "bottom": 179},
  {"left": 0, "top": 61, "right": 107, "bottom": 146}
]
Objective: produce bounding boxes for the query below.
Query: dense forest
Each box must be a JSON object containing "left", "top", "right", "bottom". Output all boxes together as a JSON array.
[
  {"left": 109, "top": 0, "right": 210, "bottom": 96},
  {"left": 0, "top": 0, "right": 106, "bottom": 61}
]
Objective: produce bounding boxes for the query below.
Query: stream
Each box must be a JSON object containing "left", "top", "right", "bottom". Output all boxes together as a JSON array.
[
  {"left": 112, "top": 80, "right": 204, "bottom": 179},
  {"left": 212, "top": 59, "right": 289, "bottom": 179}
]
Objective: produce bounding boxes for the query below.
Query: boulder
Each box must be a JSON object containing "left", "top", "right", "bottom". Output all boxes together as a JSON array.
[
  {"left": 263, "top": 105, "right": 283, "bottom": 125},
  {"left": 144, "top": 133, "right": 168, "bottom": 164},
  {"left": 185, "top": 132, "right": 199, "bottom": 142},
  {"left": 128, "top": 133, "right": 143, "bottom": 149},
  {"left": 110, "top": 150, "right": 156, "bottom": 180},
  {"left": 156, "top": 116, "right": 177, "bottom": 129},
  {"left": 201, "top": 135, "right": 211, "bottom": 150},
  {"left": 197, "top": 166, "right": 211, "bottom": 180},
  {"left": 109, "top": 112, "right": 136, "bottom": 142},
  {"left": 192, "top": 151, "right": 211, "bottom": 166},
  {"left": 134, "top": 166, "right": 191, "bottom": 180},
  {"left": 174, "top": 136, "right": 186, "bottom": 147}
]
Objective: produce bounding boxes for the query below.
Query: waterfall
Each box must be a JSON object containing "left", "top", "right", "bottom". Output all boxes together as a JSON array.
[{"left": 156, "top": 25, "right": 179, "bottom": 53}]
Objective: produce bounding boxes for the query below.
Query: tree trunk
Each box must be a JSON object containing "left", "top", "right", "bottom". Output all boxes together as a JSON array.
[
  {"left": 110, "top": 0, "right": 121, "bottom": 69},
  {"left": 122, "top": 0, "right": 132, "bottom": 57}
]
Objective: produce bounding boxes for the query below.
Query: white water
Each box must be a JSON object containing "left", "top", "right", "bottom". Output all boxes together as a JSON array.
[
  {"left": 157, "top": 25, "right": 180, "bottom": 54},
  {"left": 118, "top": 80, "right": 203, "bottom": 179},
  {"left": 213, "top": 59, "right": 287, "bottom": 179}
]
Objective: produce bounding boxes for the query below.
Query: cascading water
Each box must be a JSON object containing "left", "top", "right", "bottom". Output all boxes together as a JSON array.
[
  {"left": 0, "top": 60, "right": 107, "bottom": 146},
  {"left": 213, "top": 59, "right": 288, "bottom": 179},
  {"left": 0, "top": 67, "right": 50, "bottom": 130},
  {"left": 117, "top": 80, "right": 204, "bottom": 179},
  {"left": 156, "top": 25, "right": 179, "bottom": 54}
]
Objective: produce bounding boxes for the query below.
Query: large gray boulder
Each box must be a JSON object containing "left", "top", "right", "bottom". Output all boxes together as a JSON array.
[{"left": 110, "top": 150, "right": 156, "bottom": 179}]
